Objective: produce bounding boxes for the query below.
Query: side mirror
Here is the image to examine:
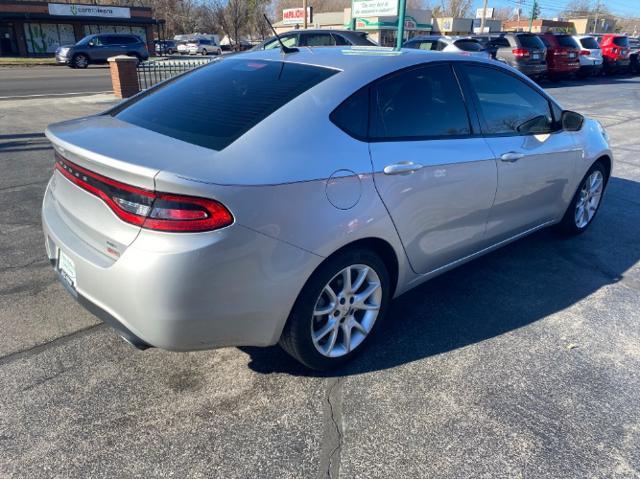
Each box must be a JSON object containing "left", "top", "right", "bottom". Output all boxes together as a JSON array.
[
  {"left": 88, "top": 41, "right": 95, "bottom": 47},
  {"left": 561, "top": 110, "right": 584, "bottom": 132}
]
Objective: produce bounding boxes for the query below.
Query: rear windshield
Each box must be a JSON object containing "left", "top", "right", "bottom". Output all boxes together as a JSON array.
[
  {"left": 580, "top": 37, "right": 599, "bottom": 49},
  {"left": 113, "top": 59, "right": 338, "bottom": 151},
  {"left": 454, "top": 39, "right": 484, "bottom": 52},
  {"left": 517, "top": 34, "right": 544, "bottom": 49},
  {"left": 557, "top": 35, "right": 579, "bottom": 48},
  {"left": 613, "top": 36, "right": 629, "bottom": 47}
]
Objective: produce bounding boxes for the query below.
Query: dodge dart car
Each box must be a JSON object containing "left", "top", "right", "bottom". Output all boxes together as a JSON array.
[{"left": 43, "top": 47, "right": 612, "bottom": 370}]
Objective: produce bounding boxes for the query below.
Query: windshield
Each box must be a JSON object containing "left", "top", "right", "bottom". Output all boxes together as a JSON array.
[
  {"left": 76, "top": 35, "right": 95, "bottom": 46},
  {"left": 113, "top": 59, "right": 338, "bottom": 151}
]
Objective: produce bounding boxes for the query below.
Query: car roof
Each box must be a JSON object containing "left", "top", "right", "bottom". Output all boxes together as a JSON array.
[{"left": 236, "top": 45, "right": 497, "bottom": 80}]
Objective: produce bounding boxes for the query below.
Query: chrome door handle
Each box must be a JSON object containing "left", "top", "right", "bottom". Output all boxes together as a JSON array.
[
  {"left": 500, "top": 152, "right": 525, "bottom": 162},
  {"left": 383, "top": 161, "right": 424, "bottom": 175}
]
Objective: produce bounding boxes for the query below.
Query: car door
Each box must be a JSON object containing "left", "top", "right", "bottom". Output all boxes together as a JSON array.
[
  {"left": 100, "top": 35, "right": 121, "bottom": 59},
  {"left": 368, "top": 62, "right": 498, "bottom": 274},
  {"left": 455, "top": 63, "right": 580, "bottom": 243}
]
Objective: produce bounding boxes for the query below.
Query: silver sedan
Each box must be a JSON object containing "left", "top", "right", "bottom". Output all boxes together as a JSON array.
[{"left": 42, "top": 47, "right": 612, "bottom": 369}]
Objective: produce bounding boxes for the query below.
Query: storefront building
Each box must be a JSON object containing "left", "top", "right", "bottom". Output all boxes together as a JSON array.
[
  {"left": 0, "top": 1, "right": 163, "bottom": 56},
  {"left": 273, "top": 8, "right": 433, "bottom": 47}
]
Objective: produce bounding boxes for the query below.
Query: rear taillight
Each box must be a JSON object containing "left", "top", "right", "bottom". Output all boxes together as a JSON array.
[
  {"left": 512, "top": 48, "right": 530, "bottom": 57},
  {"left": 580, "top": 49, "right": 590, "bottom": 56},
  {"left": 54, "top": 153, "right": 233, "bottom": 232}
]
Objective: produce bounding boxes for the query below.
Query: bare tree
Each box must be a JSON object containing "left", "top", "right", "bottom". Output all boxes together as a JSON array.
[
  {"left": 213, "top": 0, "right": 249, "bottom": 45},
  {"left": 432, "top": 0, "right": 473, "bottom": 17}
]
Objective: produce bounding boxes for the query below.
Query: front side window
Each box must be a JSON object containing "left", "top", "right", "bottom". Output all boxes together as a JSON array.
[
  {"left": 332, "top": 34, "right": 349, "bottom": 46},
  {"left": 370, "top": 63, "right": 471, "bottom": 140},
  {"left": 459, "top": 64, "right": 554, "bottom": 135},
  {"left": 113, "top": 59, "right": 338, "bottom": 151}
]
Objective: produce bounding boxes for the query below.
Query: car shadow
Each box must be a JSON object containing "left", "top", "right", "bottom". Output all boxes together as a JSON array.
[
  {"left": 242, "top": 176, "right": 640, "bottom": 377},
  {"left": 540, "top": 73, "right": 639, "bottom": 88}
]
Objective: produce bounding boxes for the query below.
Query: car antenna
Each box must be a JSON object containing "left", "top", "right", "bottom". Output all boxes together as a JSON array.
[{"left": 263, "top": 14, "right": 299, "bottom": 54}]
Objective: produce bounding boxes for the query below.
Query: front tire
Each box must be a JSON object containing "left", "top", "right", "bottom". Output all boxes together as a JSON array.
[
  {"left": 280, "top": 248, "right": 391, "bottom": 370},
  {"left": 557, "top": 161, "right": 607, "bottom": 235},
  {"left": 201, "top": 49, "right": 208, "bottom": 56},
  {"left": 72, "top": 53, "right": 89, "bottom": 69}
]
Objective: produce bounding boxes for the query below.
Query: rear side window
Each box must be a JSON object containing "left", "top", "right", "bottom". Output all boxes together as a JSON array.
[
  {"left": 580, "top": 37, "right": 599, "bottom": 49},
  {"left": 517, "top": 34, "right": 545, "bottom": 49},
  {"left": 459, "top": 65, "right": 554, "bottom": 135},
  {"left": 454, "top": 39, "right": 483, "bottom": 52},
  {"left": 113, "top": 59, "right": 338, "bottom": 151},
  {"left": 613, "top": 36, "right": 629, "bottom": 47},
  {"left": 300, "top": 33, "right": 335, "bottom": 47},
  {"left": 330, "top": 87, "right": 368, "bottom": 139},
  {"left": 557, "top": 35, "right": 579, "bottom": 48},
  {"left": 370, "top": 64, "right": 470, "bottom": 139}
]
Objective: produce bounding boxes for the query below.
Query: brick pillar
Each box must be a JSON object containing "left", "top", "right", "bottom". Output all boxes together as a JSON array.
[{"left": 108, "top": 55, "right": 140, "bottom": 99}]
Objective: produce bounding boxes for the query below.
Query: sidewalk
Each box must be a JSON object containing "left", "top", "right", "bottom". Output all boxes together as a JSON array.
[{"left": 0, "top": 93, "right": 118, "bottom": 139}]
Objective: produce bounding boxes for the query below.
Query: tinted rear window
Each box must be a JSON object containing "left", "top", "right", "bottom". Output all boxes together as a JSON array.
[
  {"left": 454, "top": 39, "right": 483, "bottom": 52},
  {"left": 113, "top": 59, "right": 337, "bottom": 151},
  {"left": 613, "top": 36, "right": 629, "bottom": 47},
  {"left": 557, "top": 35, "right": 579, "bottom": 48},
  {"left": 580, "top": 37, "right": 599, "bottom": 49},
  {"left": 517, "top": 34, "right": 544, "bottom": 49}
]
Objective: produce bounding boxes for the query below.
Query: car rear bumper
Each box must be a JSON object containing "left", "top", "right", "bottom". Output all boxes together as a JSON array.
[
  {"left": 604, "top": 58, "right": 630, "bottom": 68},
  {"left": 579, "top": 63, "right": 603, "bottom": 74},
  {"left": 42, "top": 178, "right": 322, "bottom": 351},
  {"left": 517, "top": 63, "right": 547, "bottom": 77}
]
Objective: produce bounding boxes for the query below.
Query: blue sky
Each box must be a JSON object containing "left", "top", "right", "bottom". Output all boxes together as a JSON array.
[{"left": 470, "top": 0, "right": 639, "bottom": 18}]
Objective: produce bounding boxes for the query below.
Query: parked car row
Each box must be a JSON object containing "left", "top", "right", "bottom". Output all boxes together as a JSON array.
[
  {"left": 455, "top": 32, "right": 637, "bottom": 81},
  {"left": 155, "top": 38, "right": 223, "bottom": 56}
]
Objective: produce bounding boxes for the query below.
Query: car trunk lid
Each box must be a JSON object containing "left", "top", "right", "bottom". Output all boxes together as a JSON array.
[{"left": 45, "top": 114, "right": 222, "bottom": 259}]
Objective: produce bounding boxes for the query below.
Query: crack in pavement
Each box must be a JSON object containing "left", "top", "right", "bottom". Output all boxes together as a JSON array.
[
  {"left": 0, "top": 323, "right": 104, "bottom": 367},
  {"left": 317, "top": 377, "right": 344, "bottom": 479}
]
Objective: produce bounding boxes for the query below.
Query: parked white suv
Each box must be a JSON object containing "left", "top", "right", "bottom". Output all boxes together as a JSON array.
[{"left": 573, "top": 35, "right": 603, "bottom": 76}]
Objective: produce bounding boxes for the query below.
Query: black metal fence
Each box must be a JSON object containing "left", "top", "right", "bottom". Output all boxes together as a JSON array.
[{"left": 137, "top": 58, "right": 215, "bottom": 90}]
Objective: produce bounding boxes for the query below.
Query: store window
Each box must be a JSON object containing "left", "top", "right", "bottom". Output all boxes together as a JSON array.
[{"left": 24, "top": 23, "right": 74, "bottom": 53}]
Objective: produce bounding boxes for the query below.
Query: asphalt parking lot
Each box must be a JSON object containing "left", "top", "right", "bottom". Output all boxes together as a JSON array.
[{"left": 1, "top": 75, "right": 639, "bottom": 478}]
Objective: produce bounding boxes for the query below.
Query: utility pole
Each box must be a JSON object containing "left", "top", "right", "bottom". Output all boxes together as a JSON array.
[
  {"left": 303, "top": 0, "right": 307, "bottom": 29},
  {"left": 479, "top": 0, "right": 488, "bottom": 34},
  {"left": 517, "top": 0, "right": 521, "bottom": 23},
  {"left": 592, "top": 0, "right": 600, "bottom": 34},
  {"left": 396, "top": 0, "right": 407, "bottom": 49},
  {"left": 528, "top": 0, "right": 537, "bottom": 33}
]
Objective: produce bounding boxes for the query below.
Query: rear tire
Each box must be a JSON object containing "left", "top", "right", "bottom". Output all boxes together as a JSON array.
[
  {"left": 557, "top": 161, "right": 607, "bottom": 236},
  {"left": 279, "top": 248, "right": 391, "bottom": 370},
  {"left": 201, "top": 48, "right": 208, "bottom": 56}
]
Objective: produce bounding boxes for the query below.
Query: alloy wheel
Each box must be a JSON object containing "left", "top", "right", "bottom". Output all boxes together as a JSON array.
[
  {"left": 575, "top": 170, "right": 604, "bottom": 229},
  {"left": 311, "top": 264, "right": 382, "bottom": 358}
]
